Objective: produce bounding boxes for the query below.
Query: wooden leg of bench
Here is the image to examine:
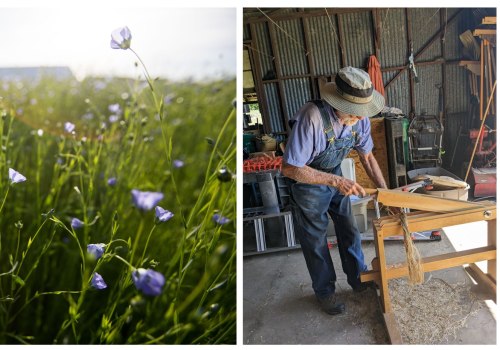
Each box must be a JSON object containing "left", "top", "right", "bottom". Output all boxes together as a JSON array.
[
  {"left": 487, "top": 219, "right": 496, "bottom": 281},
  {"left": 383, "top": 312, "right": 403, "bottom": 344},
  {"left": 374, "top": 227, "right": 391, "bottom": 313},
  {"left": 466, "top": 263, "right": 496, "bottom": 302}
]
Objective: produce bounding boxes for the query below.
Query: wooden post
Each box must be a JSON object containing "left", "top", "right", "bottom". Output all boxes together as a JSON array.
[
  {"left": 487, "top": 218, "right": 496, "bottom": 280},
  {"left": 479, "top": 39, "right": 484, "bottom": 120},
  {"left": 373, "top": 224, "right": 391, "bottom": 313}
]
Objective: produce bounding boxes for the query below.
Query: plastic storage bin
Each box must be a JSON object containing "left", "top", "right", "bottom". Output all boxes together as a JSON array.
[{"left": 407, "top": 167, "right": 469, "bottom": 201}]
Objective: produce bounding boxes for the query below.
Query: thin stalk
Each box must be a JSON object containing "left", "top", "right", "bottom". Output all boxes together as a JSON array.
[
  {"left": 0, "top": 186, "right": 10, "bottom": 215},
  {"left": 130, "top": 219, "right": 145, "bottom": 265},
  {"left": 139, "top": 224, "right": 157, "bottom": 266}
]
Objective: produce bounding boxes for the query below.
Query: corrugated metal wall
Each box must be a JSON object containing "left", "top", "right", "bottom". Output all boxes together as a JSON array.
[
  {"left": 283, "top": 78, "right": 312, "bottom": 121},
  {"left": 307, "top": 15, "right": 342, "bottom": 75},
  {"left": 245, "top": 8, "right": 476, "bottom": 152},
  {"left": 276, "top": 19, "right": 309, "bottom": 76},
  {"left": 253, "top": 22, "right": 275, "bottom": 80},
  {"left": 379, "top": 8, "right": 409, "bottom": 113},
  {"left": 339, "top": 11, "right": 375, "bottom": 68},
  {"left": 264, "top": 84, "right": 284, "bottom": 133}
]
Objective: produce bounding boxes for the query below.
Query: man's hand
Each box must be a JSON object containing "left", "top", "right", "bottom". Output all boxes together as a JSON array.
[{"left": 336, "top": 177, "right": 366, "bottom": 197}]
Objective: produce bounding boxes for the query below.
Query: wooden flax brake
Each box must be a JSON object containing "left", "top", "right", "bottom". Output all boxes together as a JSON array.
[{"left": 360, "top": 188, "right": 496, "bottom": 344}]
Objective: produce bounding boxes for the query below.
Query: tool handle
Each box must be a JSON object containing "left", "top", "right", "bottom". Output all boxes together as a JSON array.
[{"left": 364, "top": 188, "right": 378, "bottom": 195}]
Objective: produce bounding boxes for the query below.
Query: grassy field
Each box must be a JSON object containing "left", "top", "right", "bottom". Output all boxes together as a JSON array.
[{"left": 0, "top": 56, "right": 236, "bottom": 343}]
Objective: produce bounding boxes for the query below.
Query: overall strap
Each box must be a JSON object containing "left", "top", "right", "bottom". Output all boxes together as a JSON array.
[
  {"left": 351, "top": 122, "right": 359, "bottom": 142},
  {"left": 310, "top": 100, "right": 336, "bottom": 144}
]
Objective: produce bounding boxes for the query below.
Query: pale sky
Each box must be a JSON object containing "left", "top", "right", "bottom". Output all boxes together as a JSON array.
[{"left": 0, "top": 6, "right": 236, "bottom": 81}]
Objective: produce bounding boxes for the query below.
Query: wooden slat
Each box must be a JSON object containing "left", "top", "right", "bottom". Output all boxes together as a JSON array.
[
  {"left": 375, "top": 188, "right": 488, "bottom": 212},
  {"left": 376, "top": 203, "right": 497, "bottom": 227},
  {"left": 474, "top": 29, "right": 496, "bottom": 36},
  {"left": 383, "top": 312, "right": 403, "bottom": 344},
  {"left": 482, "top": 16, "right": 496, "bottom": 24},
  {"left": 466, "top": 263, "right": 496, "bottom": 299},
  {"left": 487, "top": 219, "right": 496, "bottom": 279},
  {"left": 378, "top": 209, "right": 496, "bottom": 237},
  {"left": 361, "top": 246, "right": 496, "bottom": 282},
  {"left": 374, "top": 227, "right": 391, "bottom": 313}
]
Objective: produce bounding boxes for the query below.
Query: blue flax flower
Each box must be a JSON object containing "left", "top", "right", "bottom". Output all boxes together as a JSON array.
[
  {"left": 64, "top": 122, "right": 75, "bottom": 133},
  {"left": 155, "top": 206, "right": 174, "bottom": 223},
  {"left": 132, "top": 268, "right": 165, "bottom": 296},
  {"left": 173, "top": 160, "right": 184, "bottom": 168},
  {"left": 91, "top": 272, "right": 107, "bottom": 290},
  {"left": 110, "top": 26, "right": 132, "bottom": 50},
  {"left": 108, "top": 103, "right": 121, "bottom": 114},
  {"left": 213, "top": 213, "right": 231, "bottom": 225},
  {"left": 71, "top": 218, "right": 84, "bottom": 229},
  {"left": 8, "top": 168, "right": 26, "bottom": 184},
  {"left": 107, "top": 177, "right": 117, "bottom": 186},
  {"left": 87, "top": 243, "right": 106, "bottom": 259},
  {"left": 131, "top": 190, "right": 163, "bottom": 211}
]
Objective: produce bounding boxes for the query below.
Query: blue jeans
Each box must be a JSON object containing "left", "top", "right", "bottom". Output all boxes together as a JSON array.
[{"left": 290, "top": 182, "right": 367, "bottom": 298}]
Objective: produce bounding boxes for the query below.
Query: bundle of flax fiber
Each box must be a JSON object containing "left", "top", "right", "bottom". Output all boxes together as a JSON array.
[{"left": 399, "top": 209, "right": 424, "bottom": 284}]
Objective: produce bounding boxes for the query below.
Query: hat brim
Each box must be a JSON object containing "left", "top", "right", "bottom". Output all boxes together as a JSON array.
[{"left": 319, "top": 81, "right": 385, "bottom": 118}]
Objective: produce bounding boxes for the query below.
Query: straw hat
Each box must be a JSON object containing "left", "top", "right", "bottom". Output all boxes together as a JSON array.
[{"left": 319, "top": 67, "right": 385, "bottom": 117}]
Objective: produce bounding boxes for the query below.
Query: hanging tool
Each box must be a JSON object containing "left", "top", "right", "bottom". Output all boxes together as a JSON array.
[{"left": 409, "top": 43, "right": 419, "bottom": 83}]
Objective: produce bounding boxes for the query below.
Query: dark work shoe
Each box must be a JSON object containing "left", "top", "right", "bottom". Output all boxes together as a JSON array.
[
  {"left": 353, "top": 281, "right": 376, "bottom": 293},
  {"left": 316, "top": 294, "right": 346, "bottom": 315}
]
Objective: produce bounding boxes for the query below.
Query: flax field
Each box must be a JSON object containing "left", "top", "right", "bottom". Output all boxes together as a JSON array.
[{"left": 0, "top": 29, "right": 236, "bottom": 344}]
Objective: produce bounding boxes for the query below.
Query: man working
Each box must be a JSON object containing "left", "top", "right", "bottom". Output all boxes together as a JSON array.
[{"left": 282, "top": 66, "right": 388, "bottom": 315}]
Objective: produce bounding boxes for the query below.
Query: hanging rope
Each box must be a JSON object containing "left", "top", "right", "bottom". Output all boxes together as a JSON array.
[
  {"left": 243, "top": 43, "right": 275, "bottom": 61},
  {"left": 324, "top": 8, "right": 343, "bottom": 53},
  {"left": 257, "top": 8, "right": 309, "bottom": 56},
  {"left": 399, "top": 210, "right": 424, "bottom": 285}
]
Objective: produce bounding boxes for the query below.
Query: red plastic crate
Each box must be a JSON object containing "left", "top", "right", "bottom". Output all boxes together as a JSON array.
[{"left": 243, "top": 156, "right": 282, "bottom": 173}]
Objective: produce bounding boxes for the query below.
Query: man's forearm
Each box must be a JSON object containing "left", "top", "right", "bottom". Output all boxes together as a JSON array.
[
  {"left": 282, "top": 161, "right": 367, "bottom": 196},
  {"left": 281, "top": 162, "right": 342, "bottom": 187},
  {"left": 358, "top": 152, "right": 387, "bottom": 189}
]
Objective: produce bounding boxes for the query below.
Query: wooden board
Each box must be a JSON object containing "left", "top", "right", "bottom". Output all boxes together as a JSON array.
[
  {"left": 375, "top": 188, "right": 488, "bottom": 212},
  {"left": 466, "top": 263, "right": 496, "bottom": 300},
  {"left": 383, "top": 312, "right": 403, "bottom": 344},
  {"left": 361, "top": 246, "right": 496, "bottom": 282}
]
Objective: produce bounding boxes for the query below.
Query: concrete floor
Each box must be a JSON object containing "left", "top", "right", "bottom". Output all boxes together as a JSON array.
[{"left": 243, "top": 210, "right": 497, "bottom": 345}]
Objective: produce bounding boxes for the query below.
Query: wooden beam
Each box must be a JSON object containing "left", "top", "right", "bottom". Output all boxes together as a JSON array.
[
  {"left": 372, "top": 9, "right": 382, "bottom": 59},
  {"left": 375, "top": 188, "right": 488, "bottom": 212},
  {"left": 487, "top": 219, "right": 496, "bottom": 280},
  {"left": 361, "top": 246, "right": 496, "bottom": 282},
  {"left": 473, "top": 29, "right": 497, "bottom": 36},
  {"left": 375, "top": 203, "right": 496, "bottom": 225},
  {"left": 458, "top": 60, "right": 481, "bottom": 75},
  {"left": 337, "top": 14, "right": 347, "bottom": 66},
  {"left": 243, "top": 8, "right": 371, "bottom": 24},
  {"left": 466, "top": 263, "right": 496, "bottom": 299},
  {"left": 482, "top": 16, "right": 496, "bottom": 25},
  {"left": 374, "top": 227, "right": 392, "bottom": 313},
  {"left": 375, "top": 209, "right": 496, "bottom": 238},
  {"left": 383, "top": 312, "right": 403, "bottom": 344}
]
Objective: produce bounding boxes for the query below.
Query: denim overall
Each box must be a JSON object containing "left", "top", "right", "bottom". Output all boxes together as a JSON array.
[{"left": 289, "top": 100, "right": 367, "bottom": 298}]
